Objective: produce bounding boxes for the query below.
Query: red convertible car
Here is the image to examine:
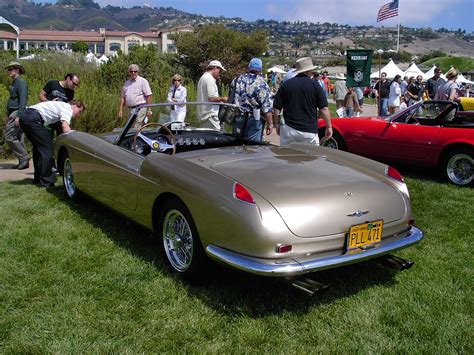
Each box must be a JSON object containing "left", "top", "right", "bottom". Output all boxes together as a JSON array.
[{"left": 318, "top": 100, "right": 474, "bottom": 186}]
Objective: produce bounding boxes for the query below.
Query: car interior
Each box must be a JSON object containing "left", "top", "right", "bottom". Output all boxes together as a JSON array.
[
  {"left": 116, "top": 104, "right": 266, "bottom": 155},
  {"left": 393, "top": 101, "right": 474, "bottom": 127}
]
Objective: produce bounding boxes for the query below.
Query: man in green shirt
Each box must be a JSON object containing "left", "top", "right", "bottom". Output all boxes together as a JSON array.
[{"left": 4, "top": 62, "right": 30, "bottom": 170}]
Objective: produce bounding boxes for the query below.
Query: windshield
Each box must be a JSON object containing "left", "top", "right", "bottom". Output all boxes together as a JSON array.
[
  {"left": 116, "top": 102, "right": 267, "bottom": 155},
  {"left": 127, "top": 102, "right": 244, "bottom": 134}
]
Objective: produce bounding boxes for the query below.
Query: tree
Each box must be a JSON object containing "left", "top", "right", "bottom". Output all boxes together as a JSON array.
[
  {"left": 57, "top": 0, "right": 100, "bottom": 9},
  {"left": 171, "top": 24, "right": 269, "bottom": 82},
  {"left": 72, "top": 41, "right": 89, "bottom": 53}
]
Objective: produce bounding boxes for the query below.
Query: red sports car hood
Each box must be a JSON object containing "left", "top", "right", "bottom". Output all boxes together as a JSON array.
[{"left": 209, "top": 150, "right": 407, "bottom": 238}]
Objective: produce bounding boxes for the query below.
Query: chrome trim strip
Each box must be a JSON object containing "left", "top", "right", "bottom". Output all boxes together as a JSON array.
[{"left": 206, "top": 226, "right": 424, "bottom": 277}]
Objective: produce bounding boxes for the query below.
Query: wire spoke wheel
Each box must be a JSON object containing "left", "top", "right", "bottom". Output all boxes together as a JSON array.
[
  {"left": 63, "top": 157, "right": 76, "bottom": 197},
  {"left": 446, "top": 153, "right": 473, "bottom": 186},
  {"left": 162, "top": 209, "right": 194, "bottom": 272}
]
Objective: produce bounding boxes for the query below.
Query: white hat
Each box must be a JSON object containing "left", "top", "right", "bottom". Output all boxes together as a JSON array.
[
  {"left": 335, "top": 73, "right": 346, "bottom": 79},
  {"left": 294, "top": 57, "right": 318, "bottom": 75},
  {"left": 207, "top": 60, "right": 226, "bottom": 71}
]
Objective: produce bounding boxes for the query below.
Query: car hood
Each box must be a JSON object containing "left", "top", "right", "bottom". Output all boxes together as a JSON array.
[{"left": 206, "top": 147, "right": 407, "bottom": 238}]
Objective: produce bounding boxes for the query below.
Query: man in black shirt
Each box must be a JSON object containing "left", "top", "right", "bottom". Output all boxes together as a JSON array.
[
  {"left": 39, "top": 73, "right": 80, "bottom": 137},
  {"left": 39, "top": 73, "right": 80, "bottom": 103},
  {"left": 273, "top": 57, "right": 332, "bottom": 147},
  {"left": 424, "top": 68, "right": 446, "bottom": 100},
  {"left": 374, "top": 72, "right": 391, "bottom": 116}
]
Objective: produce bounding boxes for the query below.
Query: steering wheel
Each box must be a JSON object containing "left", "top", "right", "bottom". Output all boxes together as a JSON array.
[{"left": 132, "top": 123, "right": 176, "bottom": 155}]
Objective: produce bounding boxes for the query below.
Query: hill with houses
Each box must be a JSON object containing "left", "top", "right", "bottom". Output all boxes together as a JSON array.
[{"left": 1, "top": 0, "right": 473, "bottom": 58}]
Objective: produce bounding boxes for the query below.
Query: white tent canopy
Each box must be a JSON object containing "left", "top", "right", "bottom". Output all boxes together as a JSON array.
[
  {"left": 267, "top": 66, "right": 286, "bottom": 74},
  {"left": 403, "top": 62, "right": 425, "bottom": 79},
  {"left": 370, "top": 59, "right": 404, "bottom": 79},
  {"left": 98, "top": 54, "right": 109, "bottom": 63},
  {"left": 456, "top": 73, "right": 474, "bottom": 84},
  {"left": 0, "top": 16, "right": 20, "bottom": 58},
  {"left": 424, "top": 65, "right": 447, "bottom": 81},
  {"left": 84, "top": 51, "right": 101, "bottom": 66}
]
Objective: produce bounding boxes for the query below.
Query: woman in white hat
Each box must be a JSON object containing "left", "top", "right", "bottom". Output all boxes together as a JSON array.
[{"left": 167, "top": 74, "right": 187, "bottom": 122}]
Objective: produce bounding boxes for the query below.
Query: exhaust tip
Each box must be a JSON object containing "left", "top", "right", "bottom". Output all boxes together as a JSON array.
[{"left": 374, "top": 254, "right": 415, "bottom": 271}]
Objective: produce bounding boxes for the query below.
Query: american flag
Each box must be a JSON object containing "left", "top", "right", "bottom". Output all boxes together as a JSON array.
[{"left": 377, "top": 0, "right": 399, "bottom": 22}]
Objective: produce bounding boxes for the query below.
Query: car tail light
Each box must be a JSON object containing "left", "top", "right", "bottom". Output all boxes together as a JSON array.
[
  {"left": 233, "top": 183, "right": 255, "bottom": 205},
  {"left": 276, "top": 244, "right": 292, "bottom": 253},
  {"left": 386, "top": 166, "right": 404, "bottom": 182}
]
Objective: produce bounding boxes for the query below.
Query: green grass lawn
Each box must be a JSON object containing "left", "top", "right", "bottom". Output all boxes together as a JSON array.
[{"left": 1, "top": 175, "right": 472, "bottom": 353}]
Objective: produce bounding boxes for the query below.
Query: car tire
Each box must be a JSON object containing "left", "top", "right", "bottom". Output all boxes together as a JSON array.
[
  {"left": 440, "top": 147, "right": 473, "bottom": 186},
  {"left": 60, "top": 151, "right": 79, "bottom": 199},
  {"left": 157, "top": 197, "right": 208, "bottom": 278}
]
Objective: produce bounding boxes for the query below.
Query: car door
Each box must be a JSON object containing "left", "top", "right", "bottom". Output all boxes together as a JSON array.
[
  {"left": 92, "top": 141, "right": 145, "bottom": 211},
  {"left": 376, "top": 121, "right": 441, "bottom": 164}
]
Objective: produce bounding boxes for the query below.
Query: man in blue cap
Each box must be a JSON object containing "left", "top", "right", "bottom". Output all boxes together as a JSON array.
[{"left": 233, "top": 58, "right": 273, "bottom": 141}]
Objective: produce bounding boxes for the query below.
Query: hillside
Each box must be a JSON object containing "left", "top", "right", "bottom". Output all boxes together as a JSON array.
[
  {"left": 1, "top": 0, "right": 473, "bottom": 58},
  {"left": 423, "top": 56, "right": 474, "bottom": 72}
]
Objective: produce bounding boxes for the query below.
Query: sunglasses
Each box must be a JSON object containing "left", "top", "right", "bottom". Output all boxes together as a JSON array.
[
  {"left": 129, "top": 70, "right": 138, "bottom": 73},
  {"left": 173, "top": 79, "right": 181, "bottom": 82}
]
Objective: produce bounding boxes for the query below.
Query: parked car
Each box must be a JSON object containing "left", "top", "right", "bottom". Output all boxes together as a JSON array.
[
  {"left": 55, "top": 102, "right": 423, "bottom": 283},
  {"left": 319, "top": 100, "right": 474, "bottom": 186}
]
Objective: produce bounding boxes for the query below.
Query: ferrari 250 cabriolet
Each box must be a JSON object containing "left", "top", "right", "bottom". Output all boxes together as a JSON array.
[{"left": 55, "top": 102, "right": 423, "bottom": 285}]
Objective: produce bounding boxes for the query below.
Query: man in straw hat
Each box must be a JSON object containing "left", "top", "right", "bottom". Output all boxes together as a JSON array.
[
  {"left": 3, "top": 61, "right": 30, "bottom": 170},
  {"left": 272, "top": 57, "right": 332, "bottom": 147},
  {"left": 333, "top": 73, "right": 347, "bottom": 110}
]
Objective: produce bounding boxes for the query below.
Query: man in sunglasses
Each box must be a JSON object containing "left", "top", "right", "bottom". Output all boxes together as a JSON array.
[
  {"left": 118, "top": 64, "right": 153, "bottom": 128},
  {"left": 39, "top": 73, "right": 81, "bottom": 138},
  {"left": 39, "top": 73, "right": 80, "bottom": 103},
  {"left": 425, "top": 67, "right": 446, "bottom": 100}
]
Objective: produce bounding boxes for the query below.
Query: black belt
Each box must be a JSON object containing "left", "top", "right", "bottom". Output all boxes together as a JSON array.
[{"left": 128, "top": 105, "right": 145, "bottom": 109}]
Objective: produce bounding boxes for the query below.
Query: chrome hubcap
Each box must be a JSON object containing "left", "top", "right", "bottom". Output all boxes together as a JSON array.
[
  {"left": 63, "top": 158, "right": 76, "bottom": 197},
  {"left": 163, "top": 209, "right": 193, "bottom": 272},
  {"left": 447, "top": 153, "right": 473, "bottom": 186}
]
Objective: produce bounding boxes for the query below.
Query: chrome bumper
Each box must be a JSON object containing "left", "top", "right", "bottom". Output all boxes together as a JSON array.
[{"left": 206, "top": 226, "right": 424, "bottom": 277}]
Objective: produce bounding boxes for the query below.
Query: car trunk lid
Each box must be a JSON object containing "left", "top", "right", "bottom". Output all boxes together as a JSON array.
[{"left": 210, "top": 152, "right": 406, "bottom": 238}]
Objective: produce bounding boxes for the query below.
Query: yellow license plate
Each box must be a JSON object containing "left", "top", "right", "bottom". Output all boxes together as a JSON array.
[{"left": 347, "top": 220, "right": 383, "bottom": 250}]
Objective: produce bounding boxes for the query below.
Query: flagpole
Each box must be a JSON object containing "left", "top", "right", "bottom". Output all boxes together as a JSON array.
[{"left": 396, "top": 3, "right": 400, "bottom": 52}]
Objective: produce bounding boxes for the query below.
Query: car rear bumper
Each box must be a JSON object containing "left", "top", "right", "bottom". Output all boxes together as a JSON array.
[{"left": 206, "top": 226, "right": 424, "bottom": 277}]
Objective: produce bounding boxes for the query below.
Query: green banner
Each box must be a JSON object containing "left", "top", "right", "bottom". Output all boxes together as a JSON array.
[{"left": 346, "top": 49, "right": 373, "bottom": 87}]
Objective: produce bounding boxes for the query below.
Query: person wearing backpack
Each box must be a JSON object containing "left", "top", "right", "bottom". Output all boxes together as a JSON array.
[{"left": 232, "top": 58, "right": 273, "bottom": 141}]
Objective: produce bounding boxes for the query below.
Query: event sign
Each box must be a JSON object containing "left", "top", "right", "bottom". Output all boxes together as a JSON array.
[{"left": 346, "top": 50, "right": 372, "bottom": 87}]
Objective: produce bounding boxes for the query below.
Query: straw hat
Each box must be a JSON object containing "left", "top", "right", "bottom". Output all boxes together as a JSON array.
[
  {"left": 5, "top": 61, "right": 25, "bottom": 74},
  {"left": 335, "top": 73, "right": 346, "bottom": 79},
  {"left": 294, "top": 57, "right": 318, "bottom": 74}
]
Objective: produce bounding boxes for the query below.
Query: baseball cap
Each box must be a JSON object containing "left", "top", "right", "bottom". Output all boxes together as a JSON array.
[
  {"left": 207, "top": 60, "right": 226, "bottom": 71},
  {"left": 248, "top": 58, "right": 263, "bottom": 72}
]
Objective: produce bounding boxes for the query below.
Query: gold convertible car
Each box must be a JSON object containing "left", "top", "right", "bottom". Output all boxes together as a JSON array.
[{"left": 55, "top": 102, "right": 423, "bottom": 284}]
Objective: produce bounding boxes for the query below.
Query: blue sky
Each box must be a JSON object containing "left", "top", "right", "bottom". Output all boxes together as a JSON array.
[{"left": 41, "top": 0, "right": 474, "bottom": 32}]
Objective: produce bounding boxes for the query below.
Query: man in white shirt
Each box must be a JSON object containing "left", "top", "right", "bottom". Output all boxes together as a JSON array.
[
  {"left": 118, "top": 64, "right": 152, "bottom": 128},
  {"left": 19, "top": 100, "right": 85, "bottom": 188},
  {"left": 196, "top": 60, "right": 228, "bottom": 130}
]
